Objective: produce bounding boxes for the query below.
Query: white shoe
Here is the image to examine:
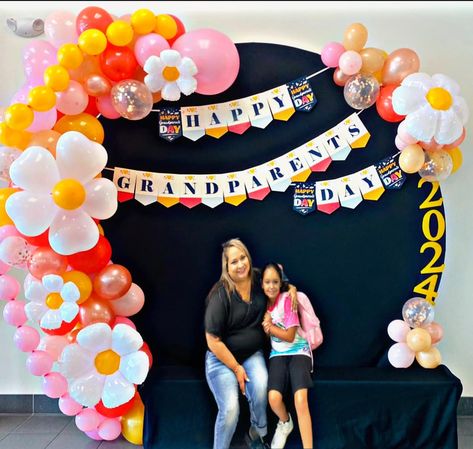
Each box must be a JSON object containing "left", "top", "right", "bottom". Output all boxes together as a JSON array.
[{"left": 271, "top": 413, "right": 293, "bottom": 448}]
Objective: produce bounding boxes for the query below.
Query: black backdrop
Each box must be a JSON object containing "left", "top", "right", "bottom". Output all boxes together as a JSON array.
[{"left": 100, "top": 43, "right": 444, "bottom": 372}]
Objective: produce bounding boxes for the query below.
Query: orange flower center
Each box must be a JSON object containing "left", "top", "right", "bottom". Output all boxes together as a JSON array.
[{"left": 162, "top": 66, "right": 180, "bottom": 82}]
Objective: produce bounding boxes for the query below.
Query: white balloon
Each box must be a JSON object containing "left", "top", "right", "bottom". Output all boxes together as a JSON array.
[
  {"left": 49, "top": 209, "right": 99, "bottom": 256},
  {"left": 9, "top": 146, "right": 59, "bottom": 193},
  {"left": 111, "top": 323, "right": 143, "bottom": 356},
  {"left": 83, "top": 178, "right": 118, "bottom": 220},
  {"left": 77, "top": 323, "right": 112, "bottom": 353},
  {"left": 69, "top": 372, "right": 105, "bottom": 407},
  {"left": 102, "top": 371, "right": 135, "bottom": 408},
  {"left": 59, "top": 344, "right": 93, "bottom": 379},
  {"left": 56, "top": 131, "right": 107, "bottom": 184},
  {"left": 120, "top": 351, "right": 149, "bottom": 384}
]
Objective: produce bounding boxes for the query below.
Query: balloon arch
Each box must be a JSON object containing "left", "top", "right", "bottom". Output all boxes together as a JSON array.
[{"left": 0, "top": 5, "right": 468, "bottom": 446}]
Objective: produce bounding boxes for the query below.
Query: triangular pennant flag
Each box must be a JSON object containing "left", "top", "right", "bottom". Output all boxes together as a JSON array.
[
  {"left": 376, "top": 155, "right": 406, "bottom": 190},
  {"left": 135, "top": 172, "right": 158, "bottom": 206},
  {"left": 336, "top": 175, "right": 363, "bottom": 209},
  {"left": 323, "top": 127, "right": 352, "bottom": 161},
  {"left": 225, "top": 99, "right": 251, "bottom": 134},
  {"left": 287, "top": 77, "right": 317, "bottom": 112},
  {"left": 266, "top": 84, "right": 295, "bottom": 121},
  {"left": 201, "top": 175, "right": 224, "bottom": 208},
  {"left": 293, "top": 182, "right": 316, "bottom": 215},
  {"left": 156, "top": 173, "right": 181, "bottom": 208},
  {"left": 244, "top": 166, "right": 271, "bottom": 200},
  {"left": 181, "top": 106, "right": 206, "bottom": 141},
  {"left": 204, "top": 104, "right": 228, "bottom": 138},
  {"left": 179, "top": 175, "right": 203, "bottom": 208},
  {"left": 338, "top": 113, "right": 371, "bottom": 148},
  {"left": 300, "top": 137, "right": 332, "bottom": 172},
  {"left": 247, "top": 94, "right": 273, "bottom": 129},
  {"left": 222, "top": 172, "right": 247, "bottom": 206},
  {"left": 356, "top": 166, "right": 385, "bottom": 201},
  {"left": 158, "top": 108, "right": 182, "bottom": 142},
  {"left": 316, "top": 180, "right": 340, "bottom": 214},
  {"left": 113, "top": 168, "right": 136, "bottom": 202}
]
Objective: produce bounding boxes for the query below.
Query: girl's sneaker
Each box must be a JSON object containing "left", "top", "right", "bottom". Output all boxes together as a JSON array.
[{"left": 271, "top": 413, "right": 293, "bottom": 448}]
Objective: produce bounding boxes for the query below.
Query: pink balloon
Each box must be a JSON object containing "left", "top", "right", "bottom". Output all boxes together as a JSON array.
[
  {"left": 85, "top": 429, "right": 103, "bottom": 441},
  {"left": 27, "top": 108, "right": 58, "bottom": 133},
  {"left": 134, "top": 33, "right": 170, "bottom": 67},
  {"left": 173, "top": 29, "right": 240, "bottom": 95},
  {"left": 419, "top": 138, "right": 444, "bottom": 152},
  {"left": 395, "top": 134, "right": 408, "bottom": 151},
  {"left": 338, "top": 50, "right": 362, "bottom": 76},
  {"left": 97, "top": 418, "right": 122, "bottom": 440},
  {"left": 3, "top": 300, "right": 27, "bottom": 326},
  {"left": 113, "top": 316, "right": 136, "bottom": 329},
  {"left": 388, "top": 342, "right": 415, "bottom": 368},
  {"left": 0, "top": 225, "right": 20, "bottom": 242},
  {"left": 38, "top": 335, "right": 69, "bottom": 361},
  {"left": 42, "top": 372, "right": 68, "bottom": 398},
  {"left": 109, "top": 283, "right": 145, "bottom": 317},
  {"left": 59, "top": 393, "right": 83, "bottom": 416},
  {"left": 387, "top": 320, "right": 411, "bottom": 342},
  {"left": 22, "top": 40, "right": 57, "bottom": 79},
  {"left": 76, "top": 408, "right": 101, "bottom": 432},
  {"left": 13, "top": 325, "right": 40, "bottom": 352},
  {"left": 26, "top": 350, "right": 54, "bottom": 376},
  {"left": 423, "top": 321, "right": 444, "bottom": 344},
  {"left": 56, "top": 80, "right": 88, "bottom": 115},
  {"left": 0, "top": 260, "right": 10, "bottom": 275},
  {"left": 321, "top": 42, "right": 346, "bottom": 68},
  {"left": 0, "top": 274, "right": 20, "bottom": 300},
  {"left": 44, "top": 10, "right": 78, "bottom": 48},
  {"left": 96, "top": 95, "right": 121, "bottom": 119}
]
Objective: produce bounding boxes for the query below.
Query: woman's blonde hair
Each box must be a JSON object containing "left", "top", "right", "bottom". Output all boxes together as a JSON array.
[{"left": 220, "top": 238, "right": 253, "bottom": 297}]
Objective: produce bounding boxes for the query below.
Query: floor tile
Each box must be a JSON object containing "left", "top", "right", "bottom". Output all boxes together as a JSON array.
[
  {"left": 0, "top": 414, "right": 32, "bottom": 432},
  {"left": 98, "top": 436, "right": 143, "bottom": 448},
  {"left": 13, "top": 414, "right": 71, "bottom": 434},
  {"left": 458, "top": 416, "right": 473, "bottom": 435},
  {"left": 45, "top": 429, "right": 102, "bottom": 449},
  {"left": 458, "top": 433, "right": 473, "bottom": 449},
  {"left": 0, "top": 432, "right": 56, "bottom": 449}
]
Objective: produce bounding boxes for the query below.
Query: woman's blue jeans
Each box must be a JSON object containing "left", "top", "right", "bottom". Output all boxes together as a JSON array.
[{"left": 205, "top": 350, "right": 268, "bottom": 449}]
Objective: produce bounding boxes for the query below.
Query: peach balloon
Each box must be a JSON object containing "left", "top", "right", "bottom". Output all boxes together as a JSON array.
[
  {"left": 28, "top": 130, "right": 61, "bottom": 157},
  {"left": 27, "top": 247, "right": 68, "bottom": 278},
  {"left": 79, "top": 295, "right": 115, "bottom": 326},
  {"left": 110, "top": 283, "right": 145, "bottom": 317},
  {"left": 360, "top": 47, "right": 386, "bottom": 74},
  {"left": 416, "top": 346, "right": 442, "bottom": 369},
  {"left": 406, "top": 328, "right": 432, "bottom": 352},
  {"left": 343, "top": 23, "right": 368, "bottom": 52},
  {"left": 399, "top": 144, "right": 425, "bottom": 174},
  {"left": 93, "top": 264, "right": 132, "bottom": 300},
  {"left": 333, "top": 67, "right": 351, "bottom": 87},
  {"left": 382, "top": 48, "right": 420, "bottom": 85}
]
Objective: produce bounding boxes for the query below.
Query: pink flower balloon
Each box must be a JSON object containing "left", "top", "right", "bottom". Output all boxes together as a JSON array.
[
  {"left": 173, "top": 29, "right": 240, "bottom": 95},
  {"left": 26, "top": 350, "right": 54, "bottom": 376},
  {"left": 13, "top": 325, "right": 40, "bottom": 352}
]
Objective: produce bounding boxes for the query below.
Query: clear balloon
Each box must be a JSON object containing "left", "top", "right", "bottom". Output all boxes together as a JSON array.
[
  {"left": 445, "top": 147, "right": 462, "bottom": 174},
  {"left": 343, "top": 74, "right": 380, "bottom": 109},
  {"left": 0, "top": 146, "right": 22, "bottom": 182},
  {"left": 402, "top": 297, "right": 435, "bottom": 328},
  {"left": 0, "top": 236, "right": 35, "bottom": 269},
  {"left": 382, "top": 48, "right": 420, "bottom": 85},
  {"left": 419, "top": 150, "right": 453, "bottom": 182},
  {"left": 110, "top": 80, "right": 153, "bottom": 121}
]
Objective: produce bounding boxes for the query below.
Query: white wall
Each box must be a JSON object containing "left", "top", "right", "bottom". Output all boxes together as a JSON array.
[{"left": 1, "top": 1, "right": 472, "bottom": 395}]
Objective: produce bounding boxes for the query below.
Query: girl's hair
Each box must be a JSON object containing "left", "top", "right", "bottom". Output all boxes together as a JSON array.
[
  {"left": 218, "top": 238, "right": 253, "bottom": 297},
  {"left": 261, "top": 262, "right": 289, "bottom": 293}
]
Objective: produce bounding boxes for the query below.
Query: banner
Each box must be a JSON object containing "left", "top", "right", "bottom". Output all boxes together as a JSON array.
[{"left": 112, "top": 113, "right": 371, "bottom": 209}]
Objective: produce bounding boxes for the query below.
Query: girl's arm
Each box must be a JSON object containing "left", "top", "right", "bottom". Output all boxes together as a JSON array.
[
  {"left": 263, "top": 322, "right": 298, "bottom": 342},
  {"left": 205, "top": 332, "right": 249, "bottom": 394}
]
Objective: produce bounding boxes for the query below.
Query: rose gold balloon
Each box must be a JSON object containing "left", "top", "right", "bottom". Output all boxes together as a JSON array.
[
  {"left": 110, "top": 283, "right": 145, "bottom": 317},
  {"left": 79, "top": 295, "right": 115, "bottom": 326},
  {"left": 333, "top": 68, "right": 351, "bottom": 87},
  {"left": 29, "top": 130, "right": 61, "bottom": 157},
  {"left": 382, "top": 48, "right": 420, "bottom": 85},
  {"left": 84, "top": 74, "right": 112, "bottom": 96},
  {"left": 27, "top": 247, "right": 68, "bottom": 278},
  {"left": 93, "top": 264, "right": 132, "bottom": 300},
  {"left": 360, "top": 47, "right": 386, "bottom": 74},
  {"left": 419, "top": 138, "right": 444, "bottom": 152},
  {"left": 343, "top": 23, "right": 368, "bottom": 52},
  {"left": 423, "top": 322, "right": 444, "bottom": 345}
]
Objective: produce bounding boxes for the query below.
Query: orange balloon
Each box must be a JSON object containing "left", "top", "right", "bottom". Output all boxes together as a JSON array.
[
  {"left": 359, "top": 47, "right": 387, "bottom": 75},
  {"left": 69, "top": 55, "right": 104, "bottom": 84},
  {"left": 0, "top": 187, "right": 20, "bottom": 225},
  {"left": 93, "top": 264, "right": 132, "bottom": 300},
  {"left": 29, "top": 130, "right": 61, "bottom": 157},
  {"left": 62, "top": 270, "right": 92, "bottom": 304},
  {"left": 416, "top": 346, "right": 442, "bottom": 369},
  {"left": 0, "top": 122, "right": 31, "bottom": 149},
  {"left": 79, "top": 295, "right": 115, "bottom": 326},
  {"left": 121, "top": 392, "right": 144, "bottom": 445},
  {"left": 343, "top": 23, "right": 368, "bottom": 52},
  {"left": 53, "top": 113, "right": 104, "bottom": 143}
]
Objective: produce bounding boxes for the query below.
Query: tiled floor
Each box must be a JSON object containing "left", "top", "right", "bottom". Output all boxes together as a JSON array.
[{"left": 0, "top": 413, "right": 472, "bottom": 448}]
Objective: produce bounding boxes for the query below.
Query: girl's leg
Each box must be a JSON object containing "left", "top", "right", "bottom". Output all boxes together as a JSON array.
[
  {"left": 268, "top": 389, "right": 289, "bottom": 422},
  {"left": 294, "top": 388, "right": 312, "bottom": 449},
  {"left": 205, "top": 351, "right": 240, "bottom": 449}
]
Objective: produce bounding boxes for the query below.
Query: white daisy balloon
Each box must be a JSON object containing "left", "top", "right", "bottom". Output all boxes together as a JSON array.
[
  {"left": 144, "top": 49, "right": 198, "bottom": 101},
  {"left": 392, "top": 73, "right": 469, "bottom": 145},
  {"left": 6, "top": 131, "right": 117, "bottom": 255},
  {"left": 58, "top": 323, "right": 149, "bottom": 408},
  {"left": 24, "top": 274, "right": 81, "bottom": 331}
]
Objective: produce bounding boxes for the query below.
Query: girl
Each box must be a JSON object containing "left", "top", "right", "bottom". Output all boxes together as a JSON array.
[{"left": 261, "top": 263, "right": 313, "bottom": 449}]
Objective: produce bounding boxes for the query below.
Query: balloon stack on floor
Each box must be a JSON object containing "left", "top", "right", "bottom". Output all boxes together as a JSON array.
[
  {"left": 0, "top": 5, "right": 240, "bottom": 445},
  {"left": 321, "top": 22, "right": 468, "bottom": 182}
]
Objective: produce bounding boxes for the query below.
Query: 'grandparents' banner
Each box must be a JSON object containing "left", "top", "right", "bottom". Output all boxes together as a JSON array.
[
  {"left": 157, "top": 70, "right": 326, "bottom": 142},
  {"left": 112, "top": 113, "right": 370, "bottom": 209}
]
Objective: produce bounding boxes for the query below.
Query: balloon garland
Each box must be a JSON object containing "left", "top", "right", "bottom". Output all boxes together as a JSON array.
[{"left": 0, "top": 6, "right": 240, "bottom": 445}]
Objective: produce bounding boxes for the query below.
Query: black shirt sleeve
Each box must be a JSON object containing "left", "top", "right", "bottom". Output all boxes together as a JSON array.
[{"left": 205, "top": 284, "right": 228, "bottom": 338}]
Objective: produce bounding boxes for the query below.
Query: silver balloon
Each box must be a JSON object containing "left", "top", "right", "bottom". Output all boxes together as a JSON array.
[
  {"left": 402, "top": 297, "right": 435, "bottom": 328},
  {"left": 419, "top": 150, "right": 453, "bottom": 182},
  {"left": 343, "top": 74, "right": 380, "bottom": 109},
  {"left": 110, "top": 80, "right": 154, "bottom": 121}
]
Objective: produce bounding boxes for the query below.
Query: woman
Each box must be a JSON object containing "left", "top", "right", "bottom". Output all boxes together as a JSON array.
[{"left": 205, "top": 238, "right": 296, "bottom": 449}]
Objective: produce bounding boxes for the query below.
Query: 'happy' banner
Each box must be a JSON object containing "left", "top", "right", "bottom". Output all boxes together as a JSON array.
[
  {"left": 112, "top": 113, "right": 371, "bottom": 208},
  {"left": 157, "top": 74, "right": 320, "bottom": 142}
]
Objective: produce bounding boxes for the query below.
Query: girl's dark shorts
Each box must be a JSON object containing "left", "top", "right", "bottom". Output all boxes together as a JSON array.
[{"left": 268, "top": 355, "right": 313, "bottom": 394}]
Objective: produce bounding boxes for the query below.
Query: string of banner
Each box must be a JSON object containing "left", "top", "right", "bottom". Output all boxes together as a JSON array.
[
  {"left": 110, "top": 111, "right": 405, "bottom": 211},
  {"left": 150, "top": 67, "right": 329, "bottom": 141}
]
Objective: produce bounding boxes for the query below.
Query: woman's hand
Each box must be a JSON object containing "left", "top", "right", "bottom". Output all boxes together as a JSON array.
[
  {"left": 288, "top": 284, "right": 298, "bottom": 311},
  {"left": 234, "top": 364, "right": 249, "bottom": 395}
]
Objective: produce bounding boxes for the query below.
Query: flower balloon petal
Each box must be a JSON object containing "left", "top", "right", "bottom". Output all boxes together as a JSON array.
[
  {"left": 77, "top": 323, "right": 112, "bottom": 353},
  {"left": 120, "top": 351, "right": 149, "bottom": 384},
  {"left": 59, "top": 344, "right": 94, "bottom": 380},
  {"left": 69, "top": 372, "right": 105, "bottom": 407},
  {"left": 102, "top": 371, "right": 135, "bottom": 408},
  {"left": 42, "top": 274, "right": 64, "bottom": 293},
  {"left": 112, "top": 324, "right": 143, "bottom": 356},
  {"left": 83, "top": 178, "right": 118, "bottom": 220}
]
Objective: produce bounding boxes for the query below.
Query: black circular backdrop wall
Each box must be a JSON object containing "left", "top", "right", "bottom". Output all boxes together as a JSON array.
[{"left": 100, "top": 43, "right": 444, "bottom": 371}]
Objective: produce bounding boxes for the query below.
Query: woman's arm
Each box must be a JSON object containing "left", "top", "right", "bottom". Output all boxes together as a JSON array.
[{"left": 205, "top": 332, "right": 249, "bottom": 395}]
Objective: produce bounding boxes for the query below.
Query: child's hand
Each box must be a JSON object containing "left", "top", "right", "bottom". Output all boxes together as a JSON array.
[{"left": 262, "top": 320, "right": 272, "bottom": 335}]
